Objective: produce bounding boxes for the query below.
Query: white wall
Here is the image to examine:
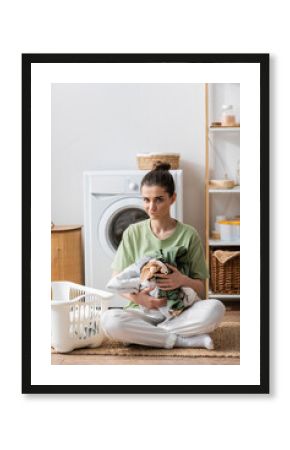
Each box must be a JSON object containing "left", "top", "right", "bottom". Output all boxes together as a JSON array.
[{"left": 51, "top": 83, "right": 206, "bottom": 242}]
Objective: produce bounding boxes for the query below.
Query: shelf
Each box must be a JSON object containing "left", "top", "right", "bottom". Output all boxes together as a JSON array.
[
  {"left": 208, "top": 292, "right": 240, "bottom": 301},
  {"left": 209, "top": 127, "right": 240, "bottom": 132},
  {"left": 209, "top": 185, "right": 240, "bottom": 193},
  {"left": 209, "top": 239, "right": 240, "bottom": 246}
]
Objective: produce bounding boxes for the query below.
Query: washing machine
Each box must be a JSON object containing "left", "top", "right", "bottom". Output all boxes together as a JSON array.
[{"left": 83, "top": 170, "right": 183, "bottom": 306}]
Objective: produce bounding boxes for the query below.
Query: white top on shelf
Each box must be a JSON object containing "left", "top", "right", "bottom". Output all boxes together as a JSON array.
[
  {"left": 209, "top": 127, "right": 240, "bottom": 132},
  {"left": 209, "top": 185, "right": 240, "bottom": 193},
  {"left": 209, "top": 239, "right": 240, "bottom": 246},
  {"left": 208, "top": 292, "right": 240, "bottom": 300}
]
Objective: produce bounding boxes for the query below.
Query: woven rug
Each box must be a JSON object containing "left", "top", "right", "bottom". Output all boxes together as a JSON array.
[{"left": 51, "top": 322, "right": 240, "bottom": 358}]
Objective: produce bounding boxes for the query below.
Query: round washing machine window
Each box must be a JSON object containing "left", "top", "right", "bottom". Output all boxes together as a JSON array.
[
  {"left": 98, "top": 197, "right": 148, "bottom": 258},
  {"left": 109, "top": 207, "right": 148, "bottom": 250}
]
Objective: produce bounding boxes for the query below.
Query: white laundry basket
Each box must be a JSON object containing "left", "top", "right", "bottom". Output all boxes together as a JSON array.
[{"left": 51, "top": 281, "right": 113, "bottom": 353}]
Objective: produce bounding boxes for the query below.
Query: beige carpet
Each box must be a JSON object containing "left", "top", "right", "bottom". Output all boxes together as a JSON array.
[{"left": 51, "top": 322, "right": 240, "bottom": 358}]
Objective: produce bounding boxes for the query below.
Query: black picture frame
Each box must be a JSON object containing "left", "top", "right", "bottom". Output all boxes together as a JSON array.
[{"left": 22, "top": 53, "right": 269, "bottom": 394}]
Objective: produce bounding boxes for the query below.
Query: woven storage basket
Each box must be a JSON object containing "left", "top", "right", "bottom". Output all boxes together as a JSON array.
[
  {"left": 210, "top": 250, "right": 240, "bottom": 294},
  {"left": 137, "top": 153, "right": 180, "bottom": 170}
]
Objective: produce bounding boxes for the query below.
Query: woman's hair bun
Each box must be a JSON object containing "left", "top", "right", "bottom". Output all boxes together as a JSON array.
[
  {"left": 141, "top": 160, "right": 175, "bottom": 196},
  {"left": 153, "top": 161, "right": 171, "bottom": 171}
]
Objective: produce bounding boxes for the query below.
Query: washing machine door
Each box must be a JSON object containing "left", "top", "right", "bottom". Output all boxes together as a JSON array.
[{"left": 98, "top": 197, "right": 148, "bottom": 258}]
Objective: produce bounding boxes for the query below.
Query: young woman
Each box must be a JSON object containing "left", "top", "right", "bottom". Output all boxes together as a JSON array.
[{"left": 101, "top": 163, "right": 225, "bottom": 349}]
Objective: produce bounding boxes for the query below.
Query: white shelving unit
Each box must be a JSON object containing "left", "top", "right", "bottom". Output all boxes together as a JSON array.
[{"left": 205, "top": 83, "right": 240, "bottom": 301}]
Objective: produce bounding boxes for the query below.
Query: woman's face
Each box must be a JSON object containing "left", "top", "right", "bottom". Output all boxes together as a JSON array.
[{"left": 141, "top": 184, "right": 176, "bottom": 220}]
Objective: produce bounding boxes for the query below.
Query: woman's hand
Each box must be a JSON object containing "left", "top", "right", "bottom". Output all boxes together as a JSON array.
[
  {"left": 131, "top": 287, "right": 167, "bottom": 309},
  {"left": 155, "top": 264, "right": 186, "bottom": 291}
]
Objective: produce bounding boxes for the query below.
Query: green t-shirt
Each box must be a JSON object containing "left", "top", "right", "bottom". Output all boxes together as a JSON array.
[{"left": 111, "top": 219, "right": 209, "bottom": 280}]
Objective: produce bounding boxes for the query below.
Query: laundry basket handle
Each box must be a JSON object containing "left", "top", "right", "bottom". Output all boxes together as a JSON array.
[
  {"left": 51, "top": 293, "right": 109, "bottom": 312},
  {"left": 75, "top": 293, "right": 110, "bottom": 313}
]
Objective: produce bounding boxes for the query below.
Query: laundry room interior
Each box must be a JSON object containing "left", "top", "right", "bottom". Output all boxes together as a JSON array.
[{"left": 51, "top": 82, "right": 240, "bottom": 365}]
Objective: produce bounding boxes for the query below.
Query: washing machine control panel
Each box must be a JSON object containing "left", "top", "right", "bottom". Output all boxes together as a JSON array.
[{"left": 128, "top": 181, "right": 139, "bottom": 191}]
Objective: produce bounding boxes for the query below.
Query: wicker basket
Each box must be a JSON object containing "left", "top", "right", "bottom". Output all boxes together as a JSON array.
[
  {"left": 137, "top": 153, "right": 180, "bottom": 170},
  {"left": 210, "top": 249, "right": 240, "bottom": 294}
]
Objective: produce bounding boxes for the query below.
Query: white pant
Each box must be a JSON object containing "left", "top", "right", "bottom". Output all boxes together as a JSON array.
[{"left": 101, "top": 299, "right": 225, "bottom": 349}]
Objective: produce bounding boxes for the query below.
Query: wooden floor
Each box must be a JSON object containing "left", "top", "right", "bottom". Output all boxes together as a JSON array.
[
  {"left": 51, "top": 305, "right": 240, "bottom": 366},
  {"left": 52, "top": 354, "right": 240, "bottom": 365}
]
